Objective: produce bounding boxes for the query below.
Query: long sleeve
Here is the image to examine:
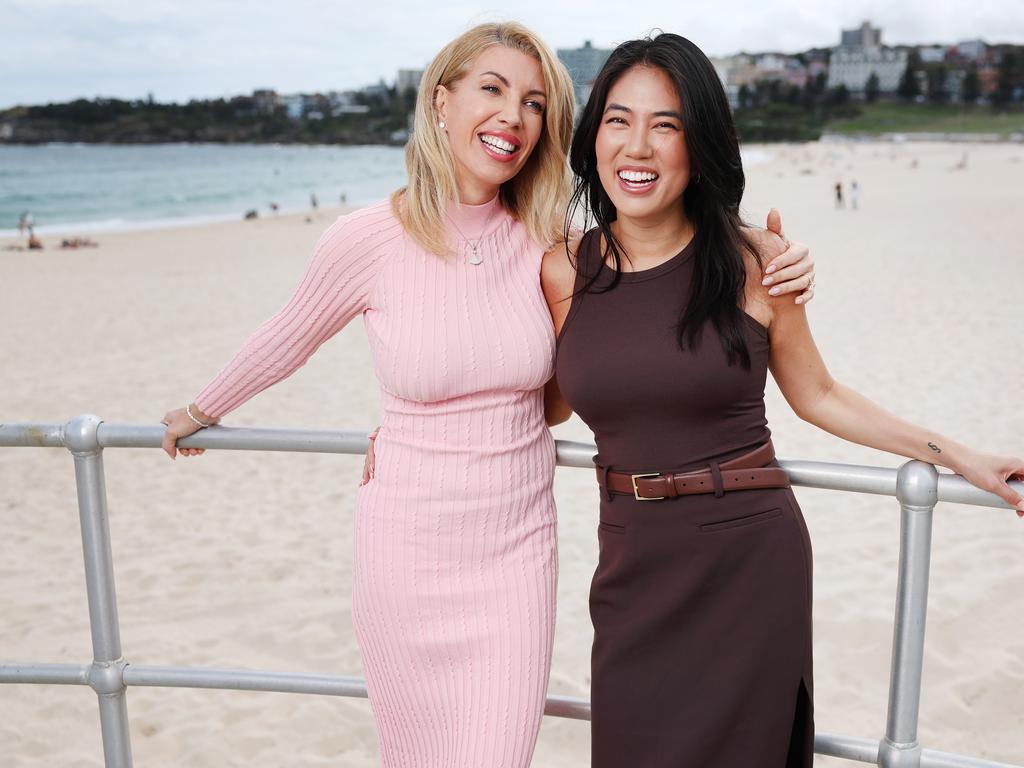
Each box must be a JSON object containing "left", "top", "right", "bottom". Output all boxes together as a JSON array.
[{"left": 193, "top": 201, "right": 403, "bottom": 419}]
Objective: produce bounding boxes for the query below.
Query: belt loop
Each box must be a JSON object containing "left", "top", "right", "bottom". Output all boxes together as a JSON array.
[
  {"left": 709, "top": 461, "right": 725, "bottom": 498},
  {"left": 601, "top": 465, "right": 614, "bottom": 502}
]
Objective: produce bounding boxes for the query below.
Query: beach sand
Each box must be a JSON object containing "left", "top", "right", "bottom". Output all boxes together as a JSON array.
[{"left": 1, "top": 140, "right": 1022, "bottom": 766}]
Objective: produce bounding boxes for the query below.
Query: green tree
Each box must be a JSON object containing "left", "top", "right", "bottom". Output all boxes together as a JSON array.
[
  {"left": 927, "top": 66, "right": 948, "bottom": 103},
  {"left": 962, "top": 65, "right": 980, "bottom": 105},
  {"left": 898, "top": 52, "right": 922, "bottom": 100},
  {"left": 826, "top": 84, "right": 849, "bottom": 106},
  {"left": 993, "top": 50, "right": 1017, "bottom": 107},
  {"left": 865, "top": 72, "right": 880, "bottom": 103},
  {"left": 738, "top": 84, "right": 752, "bottom": 110}
]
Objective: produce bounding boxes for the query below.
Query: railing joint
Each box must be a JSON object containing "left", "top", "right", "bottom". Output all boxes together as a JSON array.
[
  {"left": 878, "top": 737, "right": 923, "bottom": 768},
  {"left": 895, "top": 460, "right": 938, "bottom": 509},
  {"left": 64, "top": 413, "right": 103, "bottom": 455},
  {"left": 88, "top": 657, "right": 128, "bottom": 697}
]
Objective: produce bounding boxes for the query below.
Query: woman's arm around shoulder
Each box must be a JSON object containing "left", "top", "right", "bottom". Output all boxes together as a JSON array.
[
  {"left": 541, "top": 234, "right": 580, "bottom": 335},
  {"left": 540, "top": 235, "right": 580, "bottom": 427},
  {"left": 742, "top": 209, "right": 816, "bottom": 305}
]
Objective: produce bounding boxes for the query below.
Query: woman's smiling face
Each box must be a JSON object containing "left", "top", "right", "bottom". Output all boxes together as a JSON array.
[
  {"left": 595, "top": 64, "right": 691, "bottom": 222},
  {"left": 434, "top": 45, "right": 547, "bottom": 202}
]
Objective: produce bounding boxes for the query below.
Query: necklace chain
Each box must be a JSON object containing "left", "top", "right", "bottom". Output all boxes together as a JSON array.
[{"left": 447, "top": 201, "right": 498, "bottom": 266}]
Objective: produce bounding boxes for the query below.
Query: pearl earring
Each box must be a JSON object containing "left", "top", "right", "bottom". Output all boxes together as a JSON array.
[{"left": 438, "top": 120, "right": 446, "bottom": 129}]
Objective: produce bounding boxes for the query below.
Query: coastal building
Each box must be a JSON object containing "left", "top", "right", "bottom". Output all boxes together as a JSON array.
[
  {"left": 362, "top": 80, "right": 391, "bottom": 99},
  {"left": 328, "top": 91, "right": 370, "bottom": 116},
  {"left": 828, "top": 21, "right": 908, "bottom": 95},
  {"left": 396, "top": 69, "right": 423, "bottom": 96},
  {"left": 918, "top": 46, "right": 949, "bottom": 64},
  {"left": 841, "top": 21, "right": 881, "bottom": 49},
  {"left": 711, "top": 52, "right": 813, "bottom": 107},
  {"left": 279, "top": 94, "right": 304, "bottom": 120},
  {"left": 558, "top": 40, "right": 612, "bottom": 106},
  {"left": 956, "top": 39, "right": 988, "bottom": 61},
  {"left": 251, "top": 89, "right": 280, "bottom": 114}
]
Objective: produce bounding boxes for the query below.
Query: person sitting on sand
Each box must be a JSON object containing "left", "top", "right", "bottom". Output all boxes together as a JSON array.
[
  {"left": 27, "top": 228, "right": 43, "bottom": 250},
  {"left": 60, "top": 237, "right": 98, "bottom": 249}
]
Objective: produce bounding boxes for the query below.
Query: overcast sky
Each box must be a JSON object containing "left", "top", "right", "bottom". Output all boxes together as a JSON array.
[{"left": 2, "top": 0, "right": 1023, "bottom": 108}]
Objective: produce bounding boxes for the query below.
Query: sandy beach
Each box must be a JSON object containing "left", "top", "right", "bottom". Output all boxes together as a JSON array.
[{"left": 1, "top": 140, "right": 1022, "bottom": 766}]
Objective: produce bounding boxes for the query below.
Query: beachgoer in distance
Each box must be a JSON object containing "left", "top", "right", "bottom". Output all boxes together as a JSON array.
[
  {"left": 542, "top": 33, "right": 1024, "bottom": 768},
  {"left": 834, "top": 180, "right": 843, "bottom": 208},
  {"left": 160, "top": 22, "right": 815, "bottom": 767}
]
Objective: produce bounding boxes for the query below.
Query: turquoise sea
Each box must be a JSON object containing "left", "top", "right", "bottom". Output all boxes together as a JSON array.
[
  {"left": 0, "top": 143, "right": 772, "bottom": 238},
  {"left": 0, "top": 143, "right": 408, "bottom": 237}
]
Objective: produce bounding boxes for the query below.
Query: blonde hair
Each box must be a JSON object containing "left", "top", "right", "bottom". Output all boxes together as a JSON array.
[{"left": 391, "top": 22, "right": 575, "bottom": 256}]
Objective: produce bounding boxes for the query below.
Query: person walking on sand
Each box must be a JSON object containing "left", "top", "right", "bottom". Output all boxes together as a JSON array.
[
  {"left": 834, "top": 180, "right": 844, "bottom": 209},
  {"left": 161, "top": 22, "right": 816, "bottom": 768},
  {"left": 17, "top": 211, "right": 32, "bottom": 237},
  {"left": 851, "top": 179, "right": 859, "bottom": 210}
]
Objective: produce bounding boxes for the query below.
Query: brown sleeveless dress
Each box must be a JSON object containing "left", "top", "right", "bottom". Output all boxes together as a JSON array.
[{"left": 555, "top": 229, "right": 814, "bottom": 768}]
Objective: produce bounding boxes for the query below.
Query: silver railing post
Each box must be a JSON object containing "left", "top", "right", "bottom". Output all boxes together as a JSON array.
[
  {"left": 878, "top": 460, "right": 938, "bottom": 768},
  {"left": 65, "top": 414, "right": 134, "bottom": 768}
]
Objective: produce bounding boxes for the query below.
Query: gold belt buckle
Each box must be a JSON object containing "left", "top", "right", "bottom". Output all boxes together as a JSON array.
[{"left": 631, "top": 473, "right": 665, "bottom": 501}]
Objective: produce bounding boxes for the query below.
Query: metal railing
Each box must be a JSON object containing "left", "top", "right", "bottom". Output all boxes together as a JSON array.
[{"left": 1, "top": 413, "right": 1021, "bottom": 768}]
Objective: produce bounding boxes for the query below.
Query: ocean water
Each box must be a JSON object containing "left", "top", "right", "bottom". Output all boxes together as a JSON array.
[
  {"left": 0, "top": 143, "right": 409, "bottom": 237},
  {"left": 0, "top": 143, "right": 772, "bottom": 238}
]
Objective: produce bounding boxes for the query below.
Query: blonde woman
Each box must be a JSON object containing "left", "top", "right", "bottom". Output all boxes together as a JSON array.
[{"left": 160, "top": 22, "right": 814, "bottom": 767}]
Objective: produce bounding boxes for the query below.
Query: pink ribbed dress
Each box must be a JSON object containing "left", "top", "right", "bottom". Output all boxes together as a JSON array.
[{"left": 194, "top": 197, "right": 558, "bottom": 767}]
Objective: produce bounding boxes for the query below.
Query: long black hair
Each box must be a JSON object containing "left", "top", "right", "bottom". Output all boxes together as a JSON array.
[{"left": 566, "top": 32, "right": 760, "bottom": 369}]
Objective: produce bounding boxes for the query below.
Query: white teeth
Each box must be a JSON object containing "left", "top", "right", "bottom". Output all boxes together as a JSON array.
[
  {"left": 480, "top": 135, "right": 516, "bottom": 154},
  {"left": 618, "top": 170, "right": 658, "bottom": 183}
]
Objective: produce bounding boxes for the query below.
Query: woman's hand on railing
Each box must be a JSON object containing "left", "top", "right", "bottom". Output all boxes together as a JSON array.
[
  {"left": 159, "top": 405, "right": 216, "bottom": 460},
  {"left": 360, "top": 428, "right": 379, "bottom": 485},
  {"left": 952, "top": 449, "right": 1024, "bottom": 516}
]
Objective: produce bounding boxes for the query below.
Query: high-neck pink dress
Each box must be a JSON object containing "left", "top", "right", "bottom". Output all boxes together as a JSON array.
[{"left": 194, "top": 196, "right": 558, "bottom": 767}]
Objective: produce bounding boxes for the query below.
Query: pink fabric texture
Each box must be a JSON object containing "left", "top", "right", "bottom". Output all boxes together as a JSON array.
[{"left": 194, "top": 197, "right": 558, "bottom": 767}]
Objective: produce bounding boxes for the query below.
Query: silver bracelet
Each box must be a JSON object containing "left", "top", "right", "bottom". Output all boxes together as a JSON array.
[{"left": 186, "top": 403, "right": 211, "bottom": 429}]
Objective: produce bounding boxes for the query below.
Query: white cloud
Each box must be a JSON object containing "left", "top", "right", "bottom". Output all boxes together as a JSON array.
[{"left": 1, "top": 0, "right": 1022, "bottom": 107}]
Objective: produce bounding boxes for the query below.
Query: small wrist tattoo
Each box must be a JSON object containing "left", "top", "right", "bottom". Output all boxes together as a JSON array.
[{"left": 928, "top": 442, "right": 942, "bottom": 454}]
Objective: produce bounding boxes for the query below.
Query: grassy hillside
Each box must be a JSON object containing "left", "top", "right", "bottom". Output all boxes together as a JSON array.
[{"left": 826, "top": 102, "right": 1024, "bottom": 136}]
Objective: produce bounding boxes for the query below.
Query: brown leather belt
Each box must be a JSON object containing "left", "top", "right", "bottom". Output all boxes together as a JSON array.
[{"left": 597, "top": 441, "right": 789, "bottom": 501}]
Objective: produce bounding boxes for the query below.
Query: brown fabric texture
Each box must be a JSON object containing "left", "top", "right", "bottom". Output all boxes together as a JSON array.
[{"left": 556, "top": 229, "right": 814, "bottom": 768}]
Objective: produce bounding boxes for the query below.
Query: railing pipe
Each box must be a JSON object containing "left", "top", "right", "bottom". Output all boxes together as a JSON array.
[
  {"left": 4, "top": 422, "right": 1019, "bottom": 509},
  {"left": 0, "top": 663, "right": 91, "bottom": 685},
  {"left": 878, "top": 461, "right": 939, "bottom": 768},
  {"left": 0, "top": 421, "right": 65, "bottom": 447},
  {"left": 814, "top": 732, "right": 881, "bottom": 763},
  {"left": 65, "top": 414, "right": 134, "bottom": 768},
  {"left": 123, "top": 665, "right": 369, "bottom": 698}
]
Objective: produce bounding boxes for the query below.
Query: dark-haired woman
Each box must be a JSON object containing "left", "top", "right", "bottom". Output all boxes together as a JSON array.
[{"left": 542, "top": 33, "right": 1024, "bottom": 768}]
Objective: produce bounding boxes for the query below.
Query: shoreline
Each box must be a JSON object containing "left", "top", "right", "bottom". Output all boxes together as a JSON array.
[
  {"left": 0, "top": 205, "right": 358, "bottom": 241},
  {"left": 0, "top": 142, "right": 761, "bottom": 240},
  {"left": 0, "top": 204, "right": 356, "bottom": 247}
]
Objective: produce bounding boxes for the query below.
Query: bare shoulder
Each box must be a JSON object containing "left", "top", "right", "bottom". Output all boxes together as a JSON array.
[
  {"left": 741, "top": 235, "right": 785, "bottom": 331},
  {"left": 541, "top": 233, "right": 581, "bottom": 306},
  {"left": 741, "top": 246, "right": 770, "bottom": 325}
]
